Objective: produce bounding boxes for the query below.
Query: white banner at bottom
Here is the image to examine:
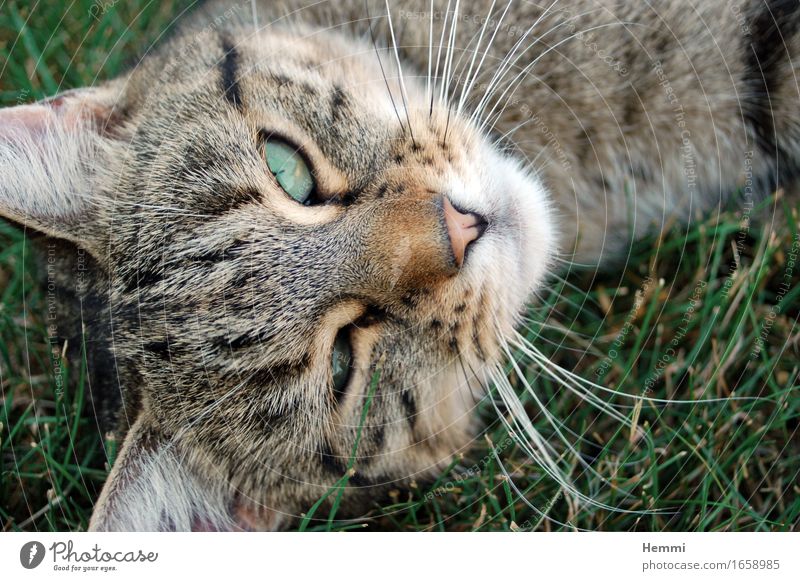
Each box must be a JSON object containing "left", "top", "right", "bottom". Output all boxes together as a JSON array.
[{"left": 1, "top": 532, "right": 797, "bottom": 580}]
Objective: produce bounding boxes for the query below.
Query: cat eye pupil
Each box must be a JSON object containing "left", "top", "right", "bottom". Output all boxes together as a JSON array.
[
  {"left": 263, "top": 138, "right": 315, "bottom": 204},
  {"left": 331, "top": 328, "right": 353, "bottom": 398}
]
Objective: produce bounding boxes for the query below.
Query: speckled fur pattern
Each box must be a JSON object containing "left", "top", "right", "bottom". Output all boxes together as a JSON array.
[
  {"left": 1, "top": 0, "right": 798, "bottom": 530},
  {"left": 202, "top": 0, "right": 800, "bottom": 260}
]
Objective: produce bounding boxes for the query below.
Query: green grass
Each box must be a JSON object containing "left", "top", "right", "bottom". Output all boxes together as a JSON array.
[{"left": 1, "top": 1, "right": 798, "bottom": 532}]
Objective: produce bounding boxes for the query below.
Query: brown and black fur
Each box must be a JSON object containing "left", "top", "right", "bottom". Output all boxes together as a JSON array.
[
  {"left": 240, "top": 0, "right": 800, "bottom": 258},
  {"left": 1, "top": 0, "right": 798, "bottom": 530}
]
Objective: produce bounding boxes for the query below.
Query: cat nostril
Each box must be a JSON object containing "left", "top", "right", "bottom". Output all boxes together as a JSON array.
[{"left": 442, "top": 197, "right": 488, "bottom": 269}]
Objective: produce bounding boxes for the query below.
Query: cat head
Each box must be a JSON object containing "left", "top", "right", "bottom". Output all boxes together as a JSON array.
[{"left": 0, "top": 21, "right": 555, "bottom": 530}]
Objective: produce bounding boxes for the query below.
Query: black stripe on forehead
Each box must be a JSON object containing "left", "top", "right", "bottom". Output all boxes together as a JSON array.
[{"left": 220, "top": 34, "right": 243, "bottom": 110}]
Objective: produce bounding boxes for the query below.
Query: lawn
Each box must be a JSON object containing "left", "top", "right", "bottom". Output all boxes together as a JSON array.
[{"left": 1, "top": 0, "right": 798, "bottom": 532}]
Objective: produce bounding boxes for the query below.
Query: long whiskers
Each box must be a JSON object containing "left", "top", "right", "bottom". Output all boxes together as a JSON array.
[
  {"left": 426, "top": 0, "right": 434, "bottom": 106},
  {"left": 467, "top": 0, "right": 563, "bottom": 126},
  {"left": 251, "top": 0, "right": 259, "bottom": 32},
  {"left": 430, "top": 0, "right": 452, "bottom": 115},
  {"left": 456, "top": 0, "right": 510, "bottom": 116},
  {"left": 385, "top": 0, "right": 417, "bottom": 146},
  {"left": 487, "top": 361, "right": 659, "bottom": 515},
  {"left": 512, "top": 329, "right": 766, "bottom": 406},
  {"left": 497, "top": 336, "right": 644, "bottom": 484},
  {"left": 365, "top": 0, "right": 408, "bottom": 137},
  {"left": 477, "top": 21, "right": 637, "bottom": 134}
]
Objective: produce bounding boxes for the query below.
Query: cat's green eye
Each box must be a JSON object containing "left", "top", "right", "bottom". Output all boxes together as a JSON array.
[
  {"left": 263, "top": 138, "right": 315, "bottom": 204},
  {"left": 331, "top": 328, "right": 353, "bottom": 398}
]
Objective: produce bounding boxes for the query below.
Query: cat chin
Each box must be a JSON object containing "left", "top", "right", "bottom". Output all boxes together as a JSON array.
[
  {"left": 479, "top": 149, "right": 557, "bottom": 318},
  {"left": 514, "top": 179, "right": 557, "bottom": 298}
]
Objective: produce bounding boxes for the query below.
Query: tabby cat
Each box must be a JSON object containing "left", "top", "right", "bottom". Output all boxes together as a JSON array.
[{"left": 0, "top": 0, "right": 797, "bottom": 530}]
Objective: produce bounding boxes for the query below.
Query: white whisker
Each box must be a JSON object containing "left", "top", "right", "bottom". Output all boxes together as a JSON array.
[
  {"left": 440, "top": 0, "right": 461, "bottom": 106},
  {"left": 426, "top": 0, "right": 434, "bottom": 107},
  {"left": 512, "top": 330, "right": 765, "bottom": 405},
  {"left": 469, "top": 0, "right": 563, "bottom": 124},
  {"left": 497, "top": 337, "right": 643, "bottom": 489},
  {"left": 385, "top": 0, "right": 416, "bottom": 143},
  {"left": 251, "top": 0, "right": 259, "bottom": 32},
  {"left": 478, "top": 21, "right": 635, "bottom": 134},
  {"left": 488, "top": 362, "right": 661, "bottom": 515},
  {"left": 490, "top": 441, "right": 586, "bottom": 531},
  {"left": 430, "top": 0, "right": 452, "bottom": 113},
  {"left": 457, "top": 0, "right": 512, "bottom": 115}
]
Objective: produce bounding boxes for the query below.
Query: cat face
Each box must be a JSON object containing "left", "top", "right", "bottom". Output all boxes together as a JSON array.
[{"left": 0, "top": 23, "right": 554, "bottom": 530}]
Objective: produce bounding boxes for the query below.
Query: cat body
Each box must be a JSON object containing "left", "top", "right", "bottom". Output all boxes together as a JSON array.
[{"left": 0, "top": 0, "right": 797, "bottom": 530}]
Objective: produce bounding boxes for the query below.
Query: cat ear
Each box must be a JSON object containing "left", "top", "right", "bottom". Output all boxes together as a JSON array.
[
  {"left": 0, "top": 83, "right": 123, "bottom": 244},
  {"left": 89, "top": 414, "right": 231, "bottom": 531},
  {"left": 89, "top": 414, "right": 281, "bottom": 531}
]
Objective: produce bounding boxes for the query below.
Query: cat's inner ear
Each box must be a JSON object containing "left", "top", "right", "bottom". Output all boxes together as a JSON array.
[
  {"left": 89, "top": 415, "right": 281, "bottom": 532},
  {"left": 0, "top": 83, "right": 123, "bottom": 245}
]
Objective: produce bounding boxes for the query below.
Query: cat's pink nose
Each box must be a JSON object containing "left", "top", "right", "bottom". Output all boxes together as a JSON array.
[{"left": 443, "top": 197, "right": 488, "bottom": 269}]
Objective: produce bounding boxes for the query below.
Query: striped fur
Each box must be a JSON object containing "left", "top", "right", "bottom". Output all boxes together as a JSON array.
[{"left": 0, "top": 0, "right": 797, "bottom": 530}]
